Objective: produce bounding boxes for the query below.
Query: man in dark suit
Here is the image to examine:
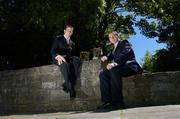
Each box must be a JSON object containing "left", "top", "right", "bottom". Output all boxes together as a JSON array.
[
  {"left": 97, "top": 31, "right": 143, "bottom": 111},
  {"left": 51, "top": 25, "right": 80, "bottom": 99}
]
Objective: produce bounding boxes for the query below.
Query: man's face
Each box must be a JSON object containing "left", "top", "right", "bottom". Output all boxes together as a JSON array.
[
  {"left": 64, "top": 27, "right": 73, "bottom": 37},
  {"left": 108, "top": 33, "right": 118, "bottom": 44}
]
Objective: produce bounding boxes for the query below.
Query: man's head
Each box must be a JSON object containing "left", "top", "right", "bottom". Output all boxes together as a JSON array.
[
  {"left": 108, "top": 31, "right": 119, "bottom": 44},
  {"left": 64, "top": 25, "right": 74, "bottom": 38}
]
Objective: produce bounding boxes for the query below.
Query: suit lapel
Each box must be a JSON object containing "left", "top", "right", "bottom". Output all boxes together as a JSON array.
[
  {"left": 113, "top": 41, "right": 122, "bottom": 55},
  {"left": 62, "top": 36, "right": 72, "bottom": 47}
]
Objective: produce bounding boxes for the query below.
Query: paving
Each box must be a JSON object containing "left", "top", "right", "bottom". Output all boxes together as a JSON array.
[{"left": 1, "top": 105, "right": 180, "bottom": 119}]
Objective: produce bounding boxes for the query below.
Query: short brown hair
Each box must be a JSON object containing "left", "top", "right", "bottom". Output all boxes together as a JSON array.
[
  {"left": 110, "top": 31, "right": 118, "bottom": 36},
  {"left": 64, "top": 25, "right": 73, "bottom": 30}
]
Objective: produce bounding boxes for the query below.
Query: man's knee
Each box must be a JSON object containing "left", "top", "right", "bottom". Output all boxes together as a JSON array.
[
  {"left": 110, "top": 67, "right": 122, "bottom": 76},
  {"left": 72, "top": 56, "right": 80, "bottom": 65},
  {"left": 59, "top": 62, "right": 70, "bottom": 70},
  {"left": 99, "top": 71, "right": 108, "bottom": 81},
  {"left": 72, "top": 56, "right": 80, "bottom": 62}
]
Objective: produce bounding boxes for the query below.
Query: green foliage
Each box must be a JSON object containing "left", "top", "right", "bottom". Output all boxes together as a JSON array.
[
  {"left": 96, "top": 0, "right": 136, "bottom": 54},
  {"left": 141, "top": 51, "right": 154, "bottom": 72},
  {"left": 153, "top": 48, "right": 180, "bottom": 71},
  {"left": 1, "top": 0, "right": 179, "bottom": 71},
  {"left": 123, "top": 0, "right": 180, "bottom": 71},
  {"left": 142, "top": 48, "right": 180, "bottom": 72},
  {"left": 124, "top": 0, "right": 180, "bottom": 47},
  {"left": 0, "top": 0, "right": 137, "bottom": 49}
]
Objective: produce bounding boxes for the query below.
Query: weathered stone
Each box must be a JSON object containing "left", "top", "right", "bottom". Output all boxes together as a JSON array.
[
  {"left": 123, "top": 72, "right": 180, "bottom": 107},
  {"left": 80, "top": 51, "right": 90, "bottom": 61},
  {"left": 0, "top": 60, "right": 180, "bottom": 113},
  {"left": 92, "top": 47, "right": 102, "bottom": 59}
]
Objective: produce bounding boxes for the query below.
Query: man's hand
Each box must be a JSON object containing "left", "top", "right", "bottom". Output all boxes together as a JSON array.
[
  {"left": 55, "top": 55, "right": 66, "bottom": 65},
  {"left": 106, "top": 63, "right": 118, "bottom": 70},
  {"left": 106, "top": 63, "right": 113, "bottom": 70},
  {"left": 101, "top": 56, "right": 107, "bottom": 62}
]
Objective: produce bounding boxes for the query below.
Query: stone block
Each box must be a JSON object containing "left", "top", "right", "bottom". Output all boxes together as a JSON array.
[{"left": 0, "top": 60, "right": 180, "bottom": 112}]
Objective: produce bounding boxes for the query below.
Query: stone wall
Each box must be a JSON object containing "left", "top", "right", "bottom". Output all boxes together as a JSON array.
[
  {"left": 0, "top": 59, "right": 180, "bottom": 113},
  {"left": 123, "top": 72, "right": 180, "bottom": 107}
]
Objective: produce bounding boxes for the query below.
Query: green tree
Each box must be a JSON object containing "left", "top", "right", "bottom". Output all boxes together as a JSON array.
[
  {"left": 141, "top": 51, "right": 154, "bottom": 72},
  {"left": 122, "top": 0, "right": 180, "bottom": 71},
  {"left": 153, "top": 48, "right": 180, "bottom": 71},
  {"left": 95, "top": 0, "right": 136, "bottom": 54},
  {"left": 0, "top": 0, "right": 110, "bottom": 69},
  {"left": 0, "top": 0, "right": 139, "bottom": 70}
]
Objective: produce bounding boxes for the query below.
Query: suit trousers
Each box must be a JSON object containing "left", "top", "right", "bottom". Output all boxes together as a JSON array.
[
  {"left": 59, "top": 56, "right": 80, "bottom": 90},
  {"left": 99, "top": 64, "right": 136, "bottom": 104}
]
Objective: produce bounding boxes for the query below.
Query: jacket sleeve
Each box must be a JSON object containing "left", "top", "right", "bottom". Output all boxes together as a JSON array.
[
  {"left": 107, "top": 51, "right": 113, "bottom": 61},
  {"left": 114, "top": 40, "right": 132, "bottom": 66},
  {"left": 71, "top": 41, "right": 76, "bottom": 54},
  {"left": 51, "top": 36, "right": 59, "bottom": 59}
]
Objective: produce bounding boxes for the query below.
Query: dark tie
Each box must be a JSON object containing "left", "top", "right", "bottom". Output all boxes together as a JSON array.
[
  {"left": 112, "top": 45, "right": 116, "bottom": 54},
  {"left": 66, "top": 39, "right": 70, "bottom": 45}
]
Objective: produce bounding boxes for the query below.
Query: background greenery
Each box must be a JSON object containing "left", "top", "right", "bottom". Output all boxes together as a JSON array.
[{"left": 0, "top": 0, "right": 179, "bottom": 71}]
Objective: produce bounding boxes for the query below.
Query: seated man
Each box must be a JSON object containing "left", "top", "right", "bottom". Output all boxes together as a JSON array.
[
  {"left": 51, "top": 25, "right": 80, "bottom": 99},
  {"left": 97, "top": 31, "right": 143, "bottom": 111}
]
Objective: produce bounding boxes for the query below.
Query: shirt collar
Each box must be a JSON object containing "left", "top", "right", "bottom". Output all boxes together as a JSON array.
[
  {"left": 64, "top": 35, "right": 71, "bottom": 44},
  {"left": 114, "top": 40, "right": 119, "bottom": 48},
  {"left": 64, "top": 35, "right": 70, "bottom": 40}
]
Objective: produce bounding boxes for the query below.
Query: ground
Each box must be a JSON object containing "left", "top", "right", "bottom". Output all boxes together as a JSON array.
[{"left": 1, "top": 105, "right": 180, "bottom": 119}]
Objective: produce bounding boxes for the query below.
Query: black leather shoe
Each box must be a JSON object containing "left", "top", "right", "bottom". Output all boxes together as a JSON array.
[
  {"left": 110, "top": 103, "right": 126, "bottom": 110},
  {"left": 96, "top": 102, "right": 112, "bottom": 110},
  {"left": 94, "top": 102, "right": 112, "bottom": 112},
  {"left": 62, "top": 83, "right": 69, "bottom": 93},
  {"left": 95, "top": 102, "right": 125, "bottom": 112}
]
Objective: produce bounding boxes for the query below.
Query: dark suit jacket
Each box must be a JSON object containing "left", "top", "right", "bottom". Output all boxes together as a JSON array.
[
  {"left": 51, "top": 35, "right": 76, "bottom": 64},
  {"left": 107, "top": 40, "right": 143, "bottom": 73}
]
